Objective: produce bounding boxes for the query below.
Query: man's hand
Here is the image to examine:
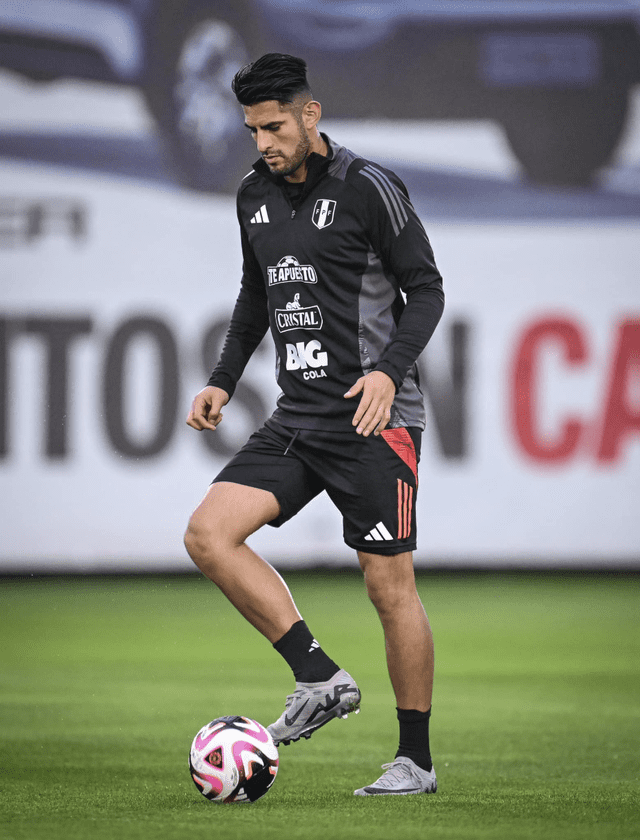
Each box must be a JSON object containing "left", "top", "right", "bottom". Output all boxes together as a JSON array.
[
  {"left": 186, "top": 386, "right": 230, "bottom": 431},
  {"left": 344, "top": 370, "right": 396, "bottom": 436}
]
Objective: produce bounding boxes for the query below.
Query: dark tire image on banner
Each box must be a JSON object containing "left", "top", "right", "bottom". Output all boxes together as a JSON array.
[{"left": 144, "top": 3, "right": 261, "bottom": 192}]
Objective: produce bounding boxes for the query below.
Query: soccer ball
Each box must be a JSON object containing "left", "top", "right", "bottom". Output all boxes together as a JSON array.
[{"left": 189, "top": 716, "right": 279, "bottom": 803}]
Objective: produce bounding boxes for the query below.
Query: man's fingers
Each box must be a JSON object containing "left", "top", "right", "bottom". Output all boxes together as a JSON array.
[
  {"left": 345, "top": 376, "right": 370, "bottom": 428},
  {"left": 186, "top": 402, "right": 220, "bottom": 431},
  {"left": 346, "top": 371, "right": 395, "bottom": 436},
  {"left": 350, "top": 393, "right": 370, "bottom": 429},
  {"left": 373, "top": 410, "right": 391, "bottom": 435},
  {"left": 344, "top": 377, "right": 365, "bottom": 399},
  {"left": 357, "top": 403, "right": 391, "bottom": 437},
  {"left": 186, "top": 412, "right": 214, "bottom": 431},
  {"left": 186, "top": 386, "right": 229, "bottom": 432},
  {"left": 353, "top": 394, "right": 386, "bottom": 435}
]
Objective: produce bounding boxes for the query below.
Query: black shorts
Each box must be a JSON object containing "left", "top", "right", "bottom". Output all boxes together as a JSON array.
[{"left": 213, "top": 417, "right": 421, "bottom": 555}]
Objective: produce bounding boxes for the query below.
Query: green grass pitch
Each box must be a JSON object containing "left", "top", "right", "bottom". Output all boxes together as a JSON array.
[{"left": 1, "top": 570, "right": 639, "bottom": 840}]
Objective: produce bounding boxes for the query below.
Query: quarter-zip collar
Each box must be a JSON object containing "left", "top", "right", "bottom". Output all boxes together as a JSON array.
[{"left": 252, "top": 132, "right": 336, "bottom": 207}]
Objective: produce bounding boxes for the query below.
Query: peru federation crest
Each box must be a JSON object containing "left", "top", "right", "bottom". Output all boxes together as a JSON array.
[{"left": 312, "top": 199, "right": 336, "bottom": 229}]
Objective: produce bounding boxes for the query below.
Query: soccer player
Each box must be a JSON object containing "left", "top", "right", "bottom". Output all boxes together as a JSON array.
[{"left": 185, "top": 53, "right": 444, "bottom": 796}]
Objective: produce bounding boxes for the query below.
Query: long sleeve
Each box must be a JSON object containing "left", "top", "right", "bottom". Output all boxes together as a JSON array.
[
  {"left": 206, "top": 221, "right": 270, "bottom": 398},
  {"left": 357, "top": 167, "right": 444, "bottom": 390}
]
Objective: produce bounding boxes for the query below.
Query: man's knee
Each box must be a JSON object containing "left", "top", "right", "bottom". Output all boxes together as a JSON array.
[
  {"left": 183, "top": 497, "right": 243, "bottom": 567},
  {"left": 358, "top": 551, "right": 417, "bottom": 615},
  {"left": 184, "top": 482, "right": 280, "bottom": 568},
  {"left": 183, "top": 508, "right": 214, "bottom": 563},
  {"left": 183, "top": 507, "right": 226, "bottom": 578}
]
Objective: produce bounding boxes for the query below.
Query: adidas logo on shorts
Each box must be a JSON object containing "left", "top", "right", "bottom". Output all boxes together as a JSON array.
[{"left": 364, "top": 522, "right": 394, "bottom": 541}]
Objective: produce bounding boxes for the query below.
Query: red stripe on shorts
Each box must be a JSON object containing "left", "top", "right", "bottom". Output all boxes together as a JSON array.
[
  {"left": 381, "top": 428, "right": 418, "bottom": 485},
  {"left": 397, "top": 479, "right": 414, "bottom": 539}
]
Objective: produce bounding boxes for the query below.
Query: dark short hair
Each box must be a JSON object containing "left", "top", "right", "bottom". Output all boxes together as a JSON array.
[{"left": 232, "top": 53, "right": 311, "bottom": 106}]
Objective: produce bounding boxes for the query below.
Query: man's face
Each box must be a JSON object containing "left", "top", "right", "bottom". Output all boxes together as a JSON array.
[{"left": 243, "top": 99, "right": 311, "bottom": 181}]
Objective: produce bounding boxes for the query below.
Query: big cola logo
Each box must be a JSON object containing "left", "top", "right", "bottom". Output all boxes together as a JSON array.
[{"left": 285, "top": 340, "right": 328, "bottom": 380}]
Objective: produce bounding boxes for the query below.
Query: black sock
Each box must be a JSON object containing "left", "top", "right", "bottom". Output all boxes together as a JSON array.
[
  {"left": 395, "top": 707, "right": 433, "bottom": 772},
  {"left": 273, "top": 620, "right": 340, "bottom": 683}
]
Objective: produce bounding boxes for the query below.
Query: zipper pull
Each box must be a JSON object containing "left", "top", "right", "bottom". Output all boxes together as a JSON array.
[{"left": 291, "top": 210, "right": 296, "bottom": 219}]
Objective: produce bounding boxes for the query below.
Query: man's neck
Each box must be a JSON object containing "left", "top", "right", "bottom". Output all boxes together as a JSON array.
[{"left": 285, "top": 132, "right": 329, "bottom": 183}]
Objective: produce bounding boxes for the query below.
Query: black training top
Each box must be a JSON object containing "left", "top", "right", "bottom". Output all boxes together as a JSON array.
[{"left": 207, "top": 135, "right": 445, "bottom": 431}]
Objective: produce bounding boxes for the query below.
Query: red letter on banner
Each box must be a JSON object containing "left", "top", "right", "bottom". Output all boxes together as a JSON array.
[
  {"left": 596, "top": 320, "right": 640, "bottom": 463},
  {"left": 511, "top": 317, "right": 587, "bottom": 463}
]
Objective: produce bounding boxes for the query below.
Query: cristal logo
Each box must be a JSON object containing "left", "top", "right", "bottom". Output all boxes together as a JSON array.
[
  {"left": 286, "top": 340, "right": 328, "bottom": 380},
  {"left": 268, "top": 255, "right": 317, "bottom": 286},
  {"left": 276, "top": 293, "right": 323, "bottom": 333}
]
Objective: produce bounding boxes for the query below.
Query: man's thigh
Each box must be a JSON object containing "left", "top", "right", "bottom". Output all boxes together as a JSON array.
[
  {"left": 189, "top": 481, "right": 282, "bottom": 543},
  {"left": 297, "top": 427, "right": 422, "bottom": 555},
  {"left": 212, "top": 420, "right": 323, "bottom": 527}
]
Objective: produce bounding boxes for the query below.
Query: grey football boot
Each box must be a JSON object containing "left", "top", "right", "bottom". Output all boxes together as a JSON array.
[
  {"left": 354, "top": 756, "right": 437, "bottom": 796},
  {"left": 267, "top": 668, "right": 361, "bottom": 746}
]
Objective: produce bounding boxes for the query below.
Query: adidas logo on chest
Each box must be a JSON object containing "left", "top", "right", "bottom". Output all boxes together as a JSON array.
[{"left": 250, "top": 204, "right": 270, "bottom": 224}]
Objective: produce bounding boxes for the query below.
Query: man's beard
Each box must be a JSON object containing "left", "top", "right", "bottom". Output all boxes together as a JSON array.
[{"left": 264, "top": 129, "right": 311, "bottom": 177}]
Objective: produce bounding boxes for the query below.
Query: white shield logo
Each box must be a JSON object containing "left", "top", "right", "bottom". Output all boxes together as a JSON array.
[{"left": 312, "top": 199, "right": 336, "bottom": 229}]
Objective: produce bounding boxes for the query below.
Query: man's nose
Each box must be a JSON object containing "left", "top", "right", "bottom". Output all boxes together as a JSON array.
[{"left": 255, "top": 130, "right": 271, "bottom": 153}]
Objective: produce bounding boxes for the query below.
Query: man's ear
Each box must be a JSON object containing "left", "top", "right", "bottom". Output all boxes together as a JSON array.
[{"left": 303, "top": 100, "right": 322, "bottom": 130}]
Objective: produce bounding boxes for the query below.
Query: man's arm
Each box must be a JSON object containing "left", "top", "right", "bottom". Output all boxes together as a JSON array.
[
  {"left": 205, "top": 223, "right": 270, "bottom": 400},
  {"left": 187, "top": 217, "right": 269, "bottom": 430},
  {"left": 345, "top": 165, "right": 445, "bottom": 436},
  {"left": 367, "top": 171, "right": 444, "bottom": 389}
]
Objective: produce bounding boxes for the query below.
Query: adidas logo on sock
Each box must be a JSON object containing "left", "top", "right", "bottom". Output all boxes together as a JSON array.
[
  {"left": 308, "top": 639, "right": 320, "bottom": 653},
  {"left": 364, "top": 522, "right": 394, "bottom": 541},
  {"left": 250, "top": 204, "right": 270, "bottom": 224}
]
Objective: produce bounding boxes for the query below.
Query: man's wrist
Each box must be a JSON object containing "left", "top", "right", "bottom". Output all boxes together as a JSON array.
[{"left": 372, "top": 363, "right": 400, "bottom": 392}]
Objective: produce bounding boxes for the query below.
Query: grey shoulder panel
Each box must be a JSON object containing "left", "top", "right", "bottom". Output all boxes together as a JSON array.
[{"left": 358, "top": 164, "right": 409, "bottom": 237}]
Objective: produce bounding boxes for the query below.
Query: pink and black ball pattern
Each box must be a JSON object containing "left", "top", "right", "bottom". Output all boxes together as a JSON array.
[{"left": 189, "top": 716, "right": 279, "bottom": 803}]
